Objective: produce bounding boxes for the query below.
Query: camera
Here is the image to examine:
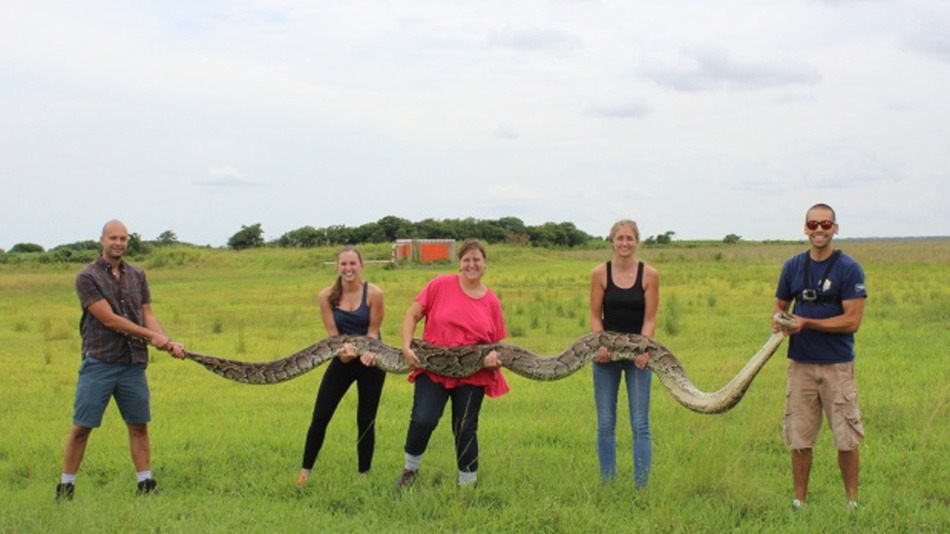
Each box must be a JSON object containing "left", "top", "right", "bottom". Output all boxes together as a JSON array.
[{"left": 801, "top": 289, "right": 818, "bottom": 303}]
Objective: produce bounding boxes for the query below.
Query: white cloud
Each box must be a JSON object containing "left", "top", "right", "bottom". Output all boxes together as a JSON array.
[
  {"left": 488, "top": 26, "right": 582, "bottom": 56},
  {"left": 194, "top": 167, "right": 258, "bottom": 187},
  {"left": 489, "top": 182, "right": 543, "bottom": 202},
  {"left": 900, "top": 5, "right": 950, "bottom": 62},
  {"left": 803, "top": 148, "right": 903, "bottom": 188},
  {"left": 493, "top": 124, "right": 521, "bottom": 140},
  {"left": 584, "top": 101, "right": 653, "bottom": 119},
  {"left": 641, "top": 48, "right": 822, "bottom": 92}
]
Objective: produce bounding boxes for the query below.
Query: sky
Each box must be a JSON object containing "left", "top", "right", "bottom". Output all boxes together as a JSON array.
[{"left": 2, "top": 0, "right": 949, "bottom": 250}]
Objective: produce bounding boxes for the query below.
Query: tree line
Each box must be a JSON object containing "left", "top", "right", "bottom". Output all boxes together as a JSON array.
[
  {"left": 226, "top": 216, "right": 595, "bottom": 250},
  {"left": 1, "top": 216, "right": 602, "bottom": 261},
  {"left": 4, "top": 216, "right": 724, "bottom": 261}
]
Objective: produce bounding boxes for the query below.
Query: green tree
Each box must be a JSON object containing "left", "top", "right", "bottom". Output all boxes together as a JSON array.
[
  {"left": 558, "top": 222, "right": 591, "bottom": 247},
  {"left": 376, "top": 216, "right": 415, "bottom": 242},
  {"left": 10, "top": 243, "right": 45, "bottom": 253},
  {"left": 496, "top": 217, "right": 530, "bottom": 245},
  {"left": 526, "top": 223, "right": 557, "bottom": 247},
  {"left": 451, "top": 217, "right": 478, "bottom": 240},
  {"left": 276, "top": 226, "right": 322, "bottom": 248},
  {"left": 228, "top": 224, "right": 265, "bottom": 250},
  {"left": 51, "top": 240, "right": 99, "bottom": 252},
  {"left": 324, "top": 225, "right": 356, "bottom": 246},
  {"left": 157, "top": 230, "right": 179, "bottom": 245},
  {"left": 349, "top": 222, "right": 378, "bottom": 243},
  {"left": 416, "top": 218, "right": 452, "bottom": 239},
  {"left": 655, "top": 231, "right": 676, "bottom": 244},
  {"left": 474, "top": 220, "right": 509, "bottom": 243},
  {"left": 126, "top": 233, "right": 151, "bottom": 255},
  {"left": 723, "top": 233, "right": 742, "bottom": 244},
  {"left": 497, "top": 216, "right": 527, "bottom": 236},
  {"left": 525, "top": 221, "right": 592, "bottom": 247}
]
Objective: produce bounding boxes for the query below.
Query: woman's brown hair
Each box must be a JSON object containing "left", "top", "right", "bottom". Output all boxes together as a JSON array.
[
  {"left": 457, "top": 239, "right": 486, "bottom": 260},
  {"left": 327, "top": 246, "right": 364, "bottom": 308}
]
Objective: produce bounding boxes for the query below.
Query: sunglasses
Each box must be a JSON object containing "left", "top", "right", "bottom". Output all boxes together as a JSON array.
[{"left": 805, "top": 219, "right": 835, "bottom": 230}]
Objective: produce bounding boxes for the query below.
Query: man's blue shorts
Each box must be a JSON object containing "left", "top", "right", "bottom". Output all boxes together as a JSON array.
[{"left": 73, "top": 357, "right": 150, "bottom": 428}]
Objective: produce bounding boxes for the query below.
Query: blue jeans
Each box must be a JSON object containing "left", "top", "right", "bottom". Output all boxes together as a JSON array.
[
  {"left": 404, "top": 373, "right": 485, "bottom": 472},
  {"left": 593, "top": 360, "right": 652, "bottom": 488}
]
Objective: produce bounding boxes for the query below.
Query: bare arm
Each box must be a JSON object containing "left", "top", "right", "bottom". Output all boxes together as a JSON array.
[
  {"left": 635, "top": 265, "right": 660, "bottom": 369},
  {"left": 772, "top": 298, "right": 792, "bottom": 332},
  {"left": 365, "top": 283, "right": 385, "bottom": 339},
  {"left": 589, "top": 264, "right": 611, "bottom": 363},
  {"left": 141, "top": 303, "right": 166, "bottom": 338},
  {"left": 359, "top": 284, "right": 385, "bottom": 366},
  {"left": 86, "top": 300, "right": 183, "bottom": 357},
  {"left": 317, "top": 288, "right": 340, "bottom": 336},
  {"left": 401, "top": 301, "right": 424, "bottom": 368},
  {"left": 589, "top": 263, "right": 607, "bottom": 333},
  {"left": 640, "top": 265, "right": 659, "bottom": 339},
  {"left": 142, "top": 303, "right": 185, "bottom": 358}
]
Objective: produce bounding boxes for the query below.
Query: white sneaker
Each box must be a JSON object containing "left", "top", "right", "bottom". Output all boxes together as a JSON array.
[{"left": 791, "top": 499, "right": 803, "bottom": 511}]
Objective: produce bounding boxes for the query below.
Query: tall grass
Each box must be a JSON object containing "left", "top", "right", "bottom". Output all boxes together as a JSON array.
[{"left": 1, "top": 242, "right": 948, "bottom": 532}]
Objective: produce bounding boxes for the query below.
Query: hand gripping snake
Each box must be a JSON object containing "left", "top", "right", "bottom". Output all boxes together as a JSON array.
[{"left": 181, "top": 313, "right": 794, "bottom": 414}]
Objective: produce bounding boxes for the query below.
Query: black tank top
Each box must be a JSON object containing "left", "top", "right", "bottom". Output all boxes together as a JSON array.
[
  {"left": 602, "top": 261, "right": 646, "bottom": 334},
  {"left": 332, "top": 281, "right": 376, "bottom": 337}
]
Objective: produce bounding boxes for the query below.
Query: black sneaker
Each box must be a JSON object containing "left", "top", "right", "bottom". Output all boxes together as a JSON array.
[
  {"left": 137, "top": 478, "right": 158, "bottom": 495},
  {"left": 55, "top": 482, "right": 75, "bottom": 502},
  {"left": 395, "top": 468, "right": 418, "bottom": 490}
]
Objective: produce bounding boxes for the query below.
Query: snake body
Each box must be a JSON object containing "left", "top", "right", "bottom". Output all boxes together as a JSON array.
[{"left": 184, "top": 315, "right": 791, "bottom": 414}]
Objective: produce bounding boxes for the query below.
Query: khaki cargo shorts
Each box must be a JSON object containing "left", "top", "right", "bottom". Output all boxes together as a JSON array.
[{"left": 783, "top": 360, "right": 864, "bottom": 451}]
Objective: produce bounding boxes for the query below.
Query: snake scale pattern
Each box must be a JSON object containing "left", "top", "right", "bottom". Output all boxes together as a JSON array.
[{"left": 183, "top": 314, "right": 792, "bottom": 414}]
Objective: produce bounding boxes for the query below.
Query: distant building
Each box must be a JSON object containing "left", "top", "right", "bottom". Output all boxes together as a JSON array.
[{"left": 393, "top": 239, "right": 455, "bottom": 262}]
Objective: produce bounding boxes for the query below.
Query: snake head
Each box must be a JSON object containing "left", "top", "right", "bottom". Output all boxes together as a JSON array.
[{"left": 772, "top": 311, "right": 796, "bottom": 328}]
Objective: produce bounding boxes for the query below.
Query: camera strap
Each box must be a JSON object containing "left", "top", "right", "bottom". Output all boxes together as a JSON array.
[{"left": 802, "top": 249, "right": 842, "bottom": 304}]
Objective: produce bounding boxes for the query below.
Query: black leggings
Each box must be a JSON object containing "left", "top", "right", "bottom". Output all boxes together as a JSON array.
[{"left": 301, "top": 357, "right": 386, "bottom": 473}]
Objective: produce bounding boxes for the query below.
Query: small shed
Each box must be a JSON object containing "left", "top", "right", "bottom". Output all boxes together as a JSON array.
[{"left": 393, "top": 239, "right": 455, "bottom": 263}]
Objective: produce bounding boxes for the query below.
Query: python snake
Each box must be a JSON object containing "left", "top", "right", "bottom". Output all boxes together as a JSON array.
[{"left": 182, "top": 313, "right": 793, "bottom": 414}]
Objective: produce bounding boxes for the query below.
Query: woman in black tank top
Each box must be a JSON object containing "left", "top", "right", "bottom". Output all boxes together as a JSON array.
[
  {"left": 298, "top": 246, "right": 386, "bottom": 487},
  {"left": 589, "top": 220, "right": 660, "bottom": 489}
]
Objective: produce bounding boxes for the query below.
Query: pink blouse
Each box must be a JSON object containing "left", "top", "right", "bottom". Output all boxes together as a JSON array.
[{"left": 409, "top": 274, "right": 509, "bottom": 398}]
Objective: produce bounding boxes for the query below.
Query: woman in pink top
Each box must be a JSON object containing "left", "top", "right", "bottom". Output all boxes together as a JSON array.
[{"left": 396, "top": 239, "right": 507, "bottom": 488}]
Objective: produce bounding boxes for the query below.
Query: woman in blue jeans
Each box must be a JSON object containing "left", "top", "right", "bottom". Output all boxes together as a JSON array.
[{"left": 589, "top": 219, "right": 659, "bottom": 489}]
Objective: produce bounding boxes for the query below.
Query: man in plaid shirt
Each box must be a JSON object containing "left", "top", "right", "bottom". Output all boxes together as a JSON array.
[{"left": 56, "top": 220, "right": 185, "bottom": 502}]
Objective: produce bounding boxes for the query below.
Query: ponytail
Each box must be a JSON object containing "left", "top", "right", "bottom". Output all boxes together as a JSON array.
[{"left": 328, "top": 276, "right": 345, "bottom": 308}]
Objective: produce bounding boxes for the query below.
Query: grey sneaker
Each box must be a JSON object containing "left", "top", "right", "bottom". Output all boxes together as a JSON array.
[
  {"left": 395, "top": 468, "right": 418, "bottom": 490},
  {"left": 55, "top": 482, "right": 75, "bottom": 502}
]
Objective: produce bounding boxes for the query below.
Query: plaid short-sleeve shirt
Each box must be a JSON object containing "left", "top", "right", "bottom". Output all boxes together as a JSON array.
[{"left": 76, "top": 256, "right": 152, "bottom": 364}]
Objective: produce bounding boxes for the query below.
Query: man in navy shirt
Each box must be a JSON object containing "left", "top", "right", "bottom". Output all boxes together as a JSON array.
[{"left": 773, "top": 203, "right": 867, "bottom": 510}]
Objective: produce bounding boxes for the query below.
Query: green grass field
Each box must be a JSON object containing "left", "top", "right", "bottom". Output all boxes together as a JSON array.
[{"left": 1, "top": 241, "right": 948, "bottom": 532}]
